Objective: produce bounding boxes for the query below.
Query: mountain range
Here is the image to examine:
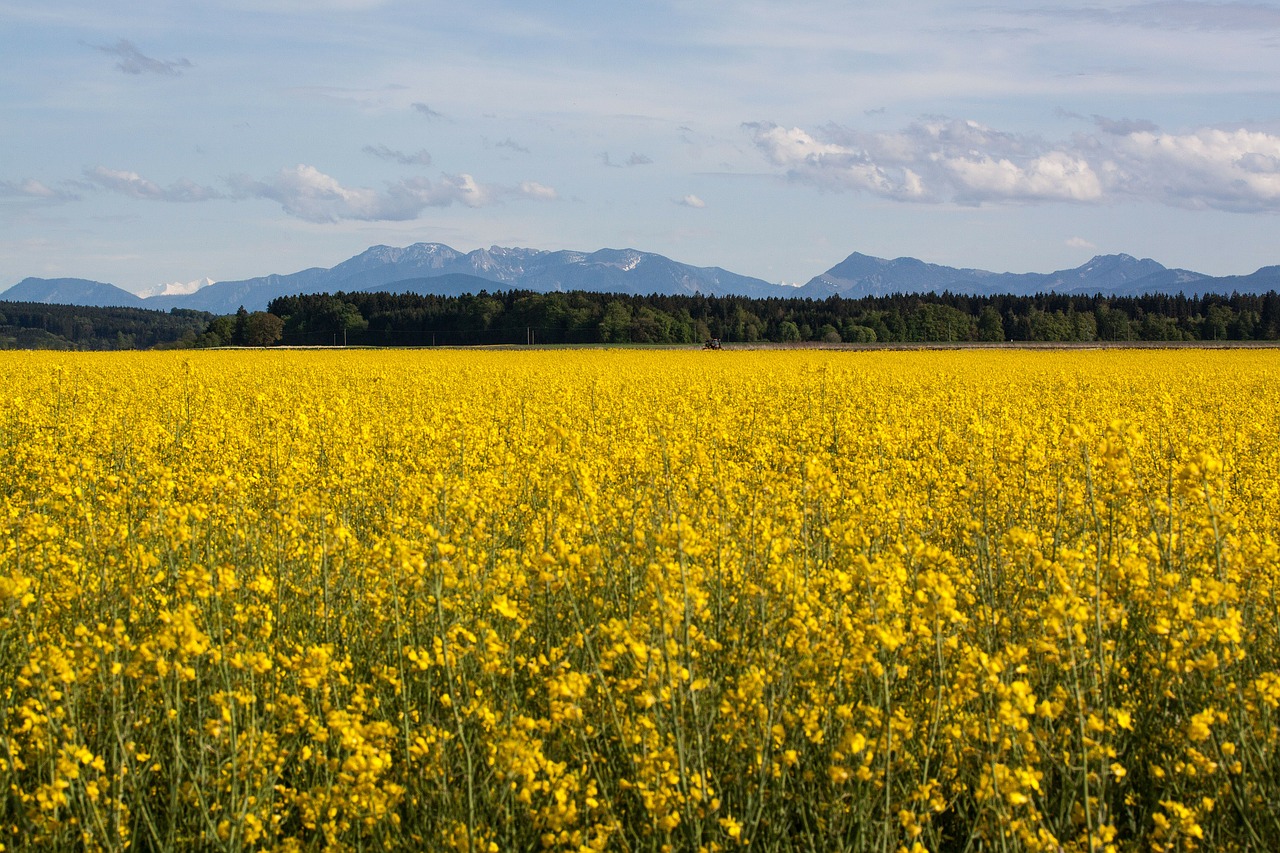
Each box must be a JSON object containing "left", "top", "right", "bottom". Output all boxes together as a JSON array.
[
  {"left": 796, "top": 252, "right": 1280, "bottom": 300},
  {"left": 5, "top": 243, "right": 1280, "bottom": 314}
]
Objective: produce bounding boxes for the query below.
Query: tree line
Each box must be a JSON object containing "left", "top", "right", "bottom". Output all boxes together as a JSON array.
[
  {"left": 7, "top": 287, "right": 1280, "bottom": 350},
  {"left": 0, "top": 302, "right": 212, "bottom": 350},
  {"left": 259, "top": 288, "right": 1280, "bottom": 346}
]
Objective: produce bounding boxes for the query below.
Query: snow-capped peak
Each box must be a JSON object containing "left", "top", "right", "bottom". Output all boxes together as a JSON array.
[{"left": 138, "top": 277, "right": 216, "bottom": 298}]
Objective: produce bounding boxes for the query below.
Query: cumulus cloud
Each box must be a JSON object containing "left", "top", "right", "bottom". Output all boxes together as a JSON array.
[
  {"left": 363, "top": 145, "right": 432, "bottom": 166},
  {"left": 747, "top": 117, "right": 1280, "bottom": 212},
  {"left": 1100, "top": 127, "right": 1280, "bottom": 212},
  {"left": 679, "top": 194, "right": 706, "bottom": 208},
  {"left": 228, "top": 164, "right": 554, "bottom": 222},
  {"left": 1066, "top": 236, "right": 1097, "bottom": 249},
  {"left": 748, "top": 124, "right": 849, "bottom": 166},
  {"left": 92, "top": 39, "right": 192, "bottom": 76},
  {"left": 946, "top": 151, "right": 1102, "bottom": 204},
  {"left": 84, "top": 167, "right": 220, "bottom": 201},
  {"left": 0, "top": 179, "right": 78, "bottom": 201}
]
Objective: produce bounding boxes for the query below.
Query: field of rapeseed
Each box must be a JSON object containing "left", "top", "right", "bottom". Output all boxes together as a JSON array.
[{"left": 1, "top": 349, "right": 1278, "bottom": 852}]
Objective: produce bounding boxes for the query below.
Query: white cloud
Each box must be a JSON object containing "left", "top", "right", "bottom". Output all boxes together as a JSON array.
[
  {"left": 749, "top": 118, "right": 1280, "bottom": 212},
  {"left": 1103, "top": 128, "right": 1280, "bottom": 211},
  {"left": 679, "top": 194, "right": 706, "bottom": 208},
  {"left": 944, "top": 151, "right": 1102, "bottom": 203},
  {"left": 745, "top": 123, "right": 848, "bottom": 166},
  {"left": 0, "top": 179, "right": 78, "bottom": 201},
  {"left": 746, "top": 121, "right": 935, "bottom": 201},
  {"left": 84, "top": 167, "right": 220, "bottom": 202},
  {"left": 519, "top": 181, "right": 557, "bottom": 201},
  {"left": 228, "top": 164, "right": 555, "bottom": 222},
  {"left": 1066, "top": 236, "right": 1097, "bottom": 249}
]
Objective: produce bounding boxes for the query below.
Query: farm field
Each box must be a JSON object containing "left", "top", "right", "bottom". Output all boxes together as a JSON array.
[{"left": 1, "top": 349, "right": 1278, "bottom": 852}]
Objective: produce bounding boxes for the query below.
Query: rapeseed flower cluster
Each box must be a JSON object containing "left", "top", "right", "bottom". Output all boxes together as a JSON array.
[{"left": 1, "top": 349, "right": 1278, "bottom": 851}]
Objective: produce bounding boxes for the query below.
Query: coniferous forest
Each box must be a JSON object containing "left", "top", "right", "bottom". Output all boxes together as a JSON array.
[
  {"left": 0, "top": 302, "right": 212, "bottom": 350},
  {"left": 4, "top": 287, "right": 1280, "bottom": 349},
  {"left": 264, "top": 288, "right": 1280, "bottom": 346}
]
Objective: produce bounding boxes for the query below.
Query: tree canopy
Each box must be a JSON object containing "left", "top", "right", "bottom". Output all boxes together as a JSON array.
[
  {"left": 7, "top": 286, "right": 1280, "bottom": 349},
  {"left": 262, "top": 288, "right": 1280, "bottom": 346}
]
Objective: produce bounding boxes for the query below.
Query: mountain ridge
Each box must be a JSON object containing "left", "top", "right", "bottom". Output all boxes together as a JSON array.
[
  {"left": 3, "top": 278, "right": 149, "bottom": 308},
  {"left": 5, "top": 245, "right": 1280, "bottom": 313}
]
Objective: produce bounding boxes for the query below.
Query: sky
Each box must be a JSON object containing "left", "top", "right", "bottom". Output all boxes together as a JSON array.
[{"left": 3, "top": 0, "right": 1280, "bottom": 294}]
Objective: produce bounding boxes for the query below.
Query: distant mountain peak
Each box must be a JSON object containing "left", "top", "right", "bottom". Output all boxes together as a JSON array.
[
  {"left": 486, "top": 245, "right": 539, "bottom": 258},
  {"left": 0, "top": 277, "right": 147, "bottom": 308},
  {"left": 800, "top": 250, "right": 1220, "bottom": 300},
  {"left": 1084, "top": 252, "right": 1156, "bottom": 266},
  {"left": 136, "top": 277, "right": 216, "bottom": 298}
]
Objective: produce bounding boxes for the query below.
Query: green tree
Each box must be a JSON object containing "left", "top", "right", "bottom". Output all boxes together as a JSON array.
[
  {"left": 203, "top": 316, "right": 235, "bottom": 346},
  {"left": 1028, "top": 308, "right": 1072, "bottom": 342},
  {"left": 1202, "top": 303, "right": 1233, "bottom": 340},
  {"left": 731, "top": 306, "right": 761, "bottom": 342},
  {"left": 232, "top": 306, "right": 250, "bottom": 345},
  {"left": 1139, "top": 312, "right": 1183, "bottom": 341},
  {"left": 670, "top": 308, "right": 697, "bottom": 343},
  {"left": 320, "top": 299, "right": 368, "bottom": 344},
  {"left": 1230, "top": 309, "right": 1259, "bottom": 340},
  {"left": 843, "top": 324, "right": 877, "bottom": 343},
  {"left": 631, "top": 306, "right": 673, "bottom": 343},
  {"left": 1069, "top": 310, "right": 1098, "bottom": 342},
  {"left": 977, "top": 306, "right": 1004, "bottom": 342},
  {"left": 817, "top": 324, "right": 842, "bottom": 343},
  {"left": 1095, "top": 305, "right": 1133, "bottom": 341},
  {"left": 461, "top": 295, "right": 504, "bottom": 332},
  {"left": 242, "top": 312, "right": 284, "bottom": 346},
  {"left": 911, "top": 303, "right": 973, "bottom": 342},
  {"left": 599, "top": 301, "right": 632, "bottom": 343},
  {"left": 779, "top": 321, "right": 801, "bottom": 342},
  {"left": 861, "top": 312, "right": 894, "bottom": 343}
]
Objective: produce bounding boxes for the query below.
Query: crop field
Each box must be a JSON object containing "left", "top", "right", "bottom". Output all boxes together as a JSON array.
[{"left": 1, "top": 349, "right": 1278, "bottom": 852}]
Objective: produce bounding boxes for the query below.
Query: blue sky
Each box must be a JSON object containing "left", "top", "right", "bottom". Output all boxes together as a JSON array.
[{"left": 3, "top": 0, "right": 1280, "bottom": 293}]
